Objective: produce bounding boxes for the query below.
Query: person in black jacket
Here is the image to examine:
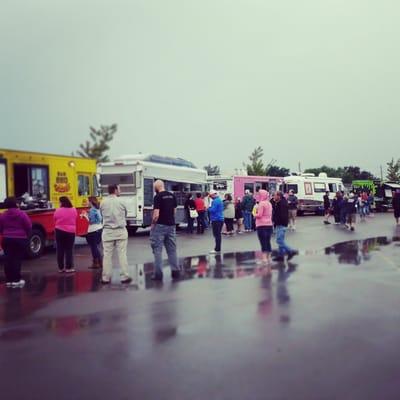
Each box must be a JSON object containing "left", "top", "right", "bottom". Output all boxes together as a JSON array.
[
  {"left": 184, "top": 194, "right": 196, "bottom": 234},
  {"left": 393, "top": 189, "right": 400, "bottom": 225},
  {"left": 272, "top": 192, "right": 298, "bottom": 262}
]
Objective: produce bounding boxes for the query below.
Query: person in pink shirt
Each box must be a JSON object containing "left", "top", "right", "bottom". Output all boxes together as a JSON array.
[
  {"left": 255, "top": 190, "right": 273, "bottom": 271},
  {"left": 53, "top": 196, "right": 77, "bottom": 273}
]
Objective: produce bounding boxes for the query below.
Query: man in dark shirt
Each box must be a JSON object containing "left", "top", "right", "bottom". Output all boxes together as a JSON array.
[
  {"left": 273, "top": 192, "right": 298, "bottom": 262},
  {"left": 150, "top": 180, "right": 180, "bottom": 281}
]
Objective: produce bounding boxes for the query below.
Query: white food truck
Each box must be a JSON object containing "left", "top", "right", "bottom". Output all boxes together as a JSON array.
[
  {"left": 280, "top": 173, "right": 344, "bottom": 214},
  {"left": 98, "top": 154, "right": 208, "bottom": 233}
]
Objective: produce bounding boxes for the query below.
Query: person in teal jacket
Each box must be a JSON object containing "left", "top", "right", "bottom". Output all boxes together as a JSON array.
[{"left": 208, "top": 191, "right": 224, "bottom": 254}]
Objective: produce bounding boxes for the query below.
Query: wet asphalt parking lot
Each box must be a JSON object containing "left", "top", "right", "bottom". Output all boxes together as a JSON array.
[{"left": 1, "top": 214, "right": 400, "bottom": 400}]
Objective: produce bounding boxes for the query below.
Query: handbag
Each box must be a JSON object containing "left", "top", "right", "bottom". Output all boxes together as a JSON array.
[{"left": 189, "top": 209, "right": 199, "bottom": 219}]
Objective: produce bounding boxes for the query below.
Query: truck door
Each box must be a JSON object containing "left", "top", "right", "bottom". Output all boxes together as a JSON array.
[
  {"left": 0, "top": 159, "right": 7, "bottom": 201},
  {"left": 77, "top": 173, "right": 91, "bottom": 207}
]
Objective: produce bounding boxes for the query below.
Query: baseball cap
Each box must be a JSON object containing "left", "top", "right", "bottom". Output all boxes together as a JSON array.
[{"left": 209, "top": 190, "right": 218, "bottom": 196}]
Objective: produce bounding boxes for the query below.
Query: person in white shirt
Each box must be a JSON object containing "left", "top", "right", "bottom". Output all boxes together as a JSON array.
[{"left": 100, "top": 184, "right": 132, "bottom": 284}]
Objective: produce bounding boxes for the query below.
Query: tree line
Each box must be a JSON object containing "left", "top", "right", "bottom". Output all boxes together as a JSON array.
[
  {"left": 205, "top": 146, "right": 400, "bottom": 184},
  {"left": 75, "top": 128, "right": 400, "bottom": 183}
]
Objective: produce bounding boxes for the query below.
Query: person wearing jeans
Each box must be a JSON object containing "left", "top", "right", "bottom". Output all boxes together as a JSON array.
[
  {"left": 54, "top": 196, "right": 77, "bottom": 273},
  {"left": 100, "top": 185, "right": 132, "bottom": 285},
  {"left": 255, "top": 190, "right": 273, "bottom": 272},
  {"left": 273, "top": 192, "right": 298, "bottom": 262},
  {"left": 208, "top": 190, "right": 224, "bottom": 254},
  {"left": 242, "top": 190, "right": 255, "bottom": 232},
  {"left": 85, "top": 196, "right": 103, "bottom": 269},
  {"left": 150, "top": 180, "right": 181, "bottom": 281},
  {"left": 0, "top": 197, "right": 32, "bottom": 288},
  {"left": 194, "top": 193, "right": 206, "bottom": 234}
]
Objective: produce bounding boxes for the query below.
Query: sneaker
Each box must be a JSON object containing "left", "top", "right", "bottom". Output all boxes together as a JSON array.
[
  {"left": 11, "top": 280, "right": 25, "bottom": 288},
  {"left": 5, "top": 282, "right": 12, "bottom": 287},
  {"left": 65, "top": 268, "right": 76, "bottom": 273},
  {"left": 171, "top": 270, "right": 181, "bottom": 281},
  {"left": 287, "top": 250, "right": 299, "bottom": 261},
  {"left": 323, "top": 221, "right": 331, "bottom": 225},
  {"left": 101, "top": 278, "right": 111, "bottom": 284},
  {"left": 350, "top": 227, "right": 355, "bottom": 231},
  {"left": 209, "top": 250, "right": 221, "bottom": 254},
  {"left": 120, "top": 277, "right": 133, "bottom": 284}
]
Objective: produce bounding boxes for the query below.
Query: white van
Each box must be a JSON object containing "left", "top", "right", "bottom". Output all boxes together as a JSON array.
[
  {"left": 98, "top": 154, "right": 208, "bottom": 233},
  {"left": 280, "top": 173, "right": 344, "bottom": 214}
]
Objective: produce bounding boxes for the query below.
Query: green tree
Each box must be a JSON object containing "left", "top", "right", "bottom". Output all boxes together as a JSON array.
[
  {"left": 304, "top": 165, "right": 341, "bottom": 178},
  {"left": 204, "top": 164, "right": 221, "bottom": 176},
  {"left": 304, "top": 165, "right": 375, "bottom": 184},
  {"left": 386, "top": 158, "right": 400, "bottom": 181},
  {"left": 265, "top": 164, "right": 290, "bottom": 177},
  {"left": 246, "top": 146, "right": 265, "bottom": 176},
  {"left": 77, "top": 124, "right": 117, "bottom": 162}
]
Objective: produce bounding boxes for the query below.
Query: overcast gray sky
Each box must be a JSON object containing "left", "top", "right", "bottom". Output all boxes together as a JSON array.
[{"left": 1, "top": 0, "right": 399, "bottom": 175}]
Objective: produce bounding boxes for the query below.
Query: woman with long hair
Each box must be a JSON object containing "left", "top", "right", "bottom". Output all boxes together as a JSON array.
[
  {"left": 223, "top": 193, "right": 235, "bottom": 235},
  {"left": 54, "top": 196, "right": 77, "bottom": 273},
  {"left": 184, "top": 193, "right": 196, "bottom": 234},
  {"left": 85, "top": 196, "right": 103, "bottom": 268}
]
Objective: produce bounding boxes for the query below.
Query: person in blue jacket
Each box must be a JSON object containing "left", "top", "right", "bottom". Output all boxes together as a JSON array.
[
  {"left": 208, "top": 190, "right": 224, "bottom": 254},
  {"left": 85, "top": 196, "right": 103, "bottom": 268}
]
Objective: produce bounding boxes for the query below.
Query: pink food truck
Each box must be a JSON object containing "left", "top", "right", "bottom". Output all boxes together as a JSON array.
[{"left": 208, "top": 175, "right": 284, "bottom": 200}]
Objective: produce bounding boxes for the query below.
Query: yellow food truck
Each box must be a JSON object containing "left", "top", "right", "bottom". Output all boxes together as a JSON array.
[{"left": 0, "top": 149, "right": 98, "bottom": 257}]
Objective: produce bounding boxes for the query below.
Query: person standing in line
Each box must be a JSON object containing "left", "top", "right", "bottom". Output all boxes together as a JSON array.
[
  {"left": 194, "top": 193, "right": 206, "bottom": 234},
  {"left": 255, "top": 190, "right": 273, "bottom": 273},
  {"left": 367, "top": 191, "right": 374, "bottom": 216},
  {"left": 54, "top": 196, "right": 78, "bottom": 273},
  {"left": 345, "top": 193, "right": 358, "bottom": 231},
  {"left": 340, "top": 192, "right": 347, "bottom": 225},
  {"left": 223, "top": 194, "right": 235, "bottom": 235},
  {"left": 287, "top": 190, "right": 298, "bottom": 230},
  {"left": 272, "top": 192, "right": 298, "bottom": 262},
  {"left": 85, "top": 196, "right": 103, "bottom": 269},
  {"left": 208, "top": 190, "right": 224, "bottom": 254},
  {"left": 331, "top": 192, "right": 342, "bottom": 225},
  {"left": 235, "top": 197, "right": 244, "bottom": 234},
  {"left": 100, "top": 185, "right": 132, "bottom": 284},
  {"left": 150, "top": 180, "right": 181, "bottom": 282},
  {"left": 184, "top": 193, "right": 196, "bottom": 234},
  {"left": 203, "top": 191, "right": 210, "bottom": 228},
  {"left": 323, "top": 191, "right": 332, "bottom": 224},
  {"left": 242, "top": 190, "right": 255, "bottom": 232},
  {"left": 0, "top": 197, "right": 32, "bottom": 288},
  {"left": 392, "top": 189, "right": 400, "bottom": 226}
]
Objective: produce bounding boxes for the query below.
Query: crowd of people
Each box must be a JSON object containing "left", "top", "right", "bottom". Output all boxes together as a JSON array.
[
  {"left": 324, "top": 190, "right": 376, "bottom": 231},
  {"left": 1, "top": 184, "right": 400, "bottom": 288}
]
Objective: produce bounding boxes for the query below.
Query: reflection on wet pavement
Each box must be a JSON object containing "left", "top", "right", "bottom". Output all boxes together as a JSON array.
[
  {"left": 0, "top": 237, "right": 400, "bottom": 399},
  {"left": 0, "top": 236, "right": 398, "bottom": 326}
]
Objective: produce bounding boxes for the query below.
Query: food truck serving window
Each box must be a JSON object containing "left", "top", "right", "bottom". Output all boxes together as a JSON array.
[
  {"left": 78, "top": 175, "right": 90, "bottom": 196},
  {"left": 14, "top": 164, "right": 49, "bottom": 199},
  {"left": 100, "top": 174, "right": 134, "bottom": 185}
]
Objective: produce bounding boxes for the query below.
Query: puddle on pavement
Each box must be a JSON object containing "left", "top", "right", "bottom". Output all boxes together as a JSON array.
[
  {"left": 0, "top": 236, "right": 399, "bottom": 324},
  {"left": 324, "top": 236, "right": 399, "bottom": 265}
]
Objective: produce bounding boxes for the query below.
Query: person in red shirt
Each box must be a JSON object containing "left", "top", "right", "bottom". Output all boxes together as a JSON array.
[{"left": 194, "top": 193, "right": 206, "bottom": 234}]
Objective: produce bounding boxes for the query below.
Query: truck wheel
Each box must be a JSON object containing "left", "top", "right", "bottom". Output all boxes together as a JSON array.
[
  {"left": 127, "top": 226, "right": 138, "bottom": 236},
  {"left": 27, "top": 229, "right": 45, "bottom": 258}
]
